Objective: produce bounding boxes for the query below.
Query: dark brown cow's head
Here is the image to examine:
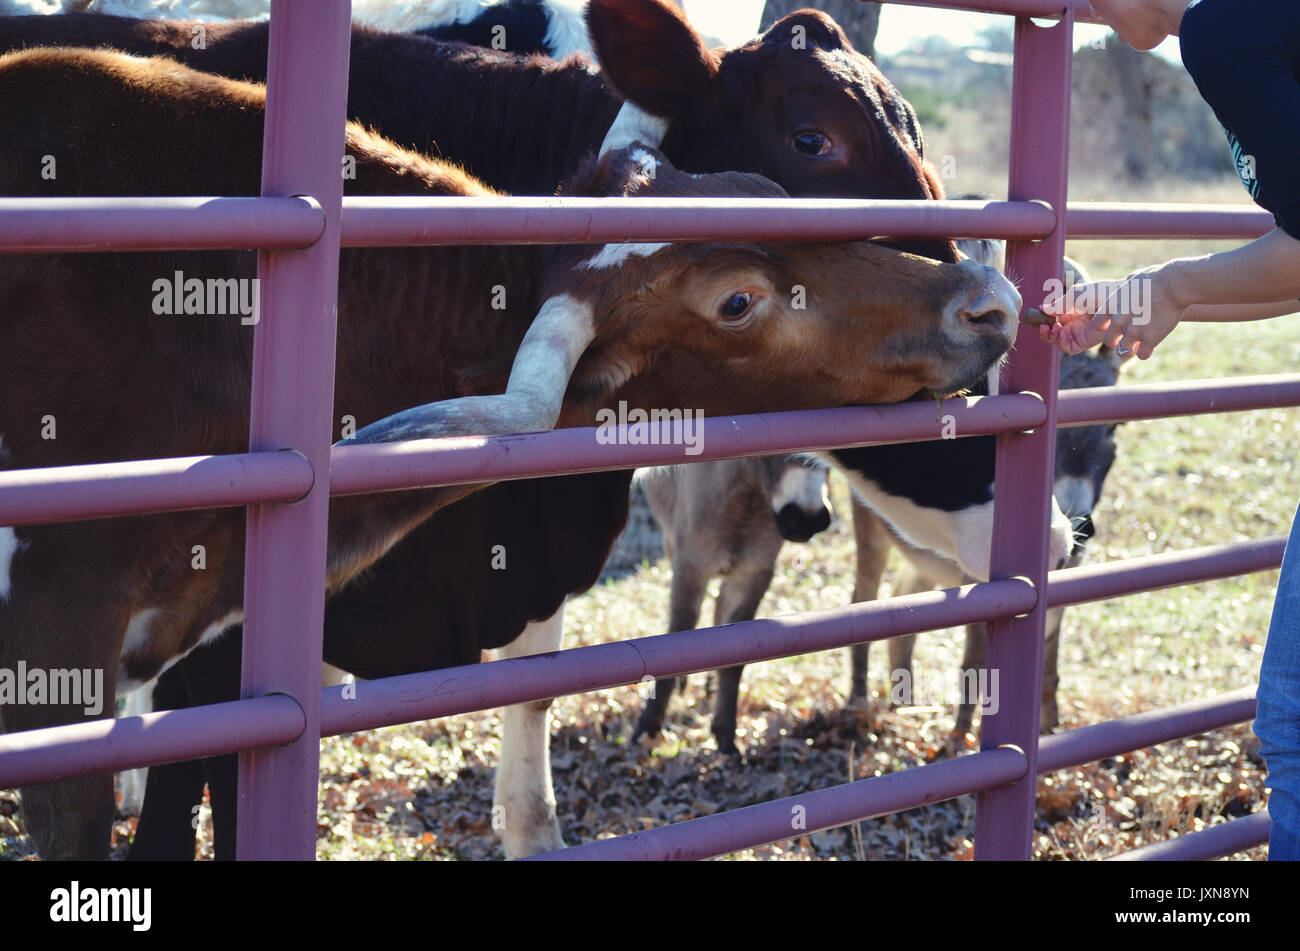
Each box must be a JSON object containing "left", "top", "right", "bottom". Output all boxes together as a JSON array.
[{"left": 587, "top": 0, "right": 956, "bottom": 262}]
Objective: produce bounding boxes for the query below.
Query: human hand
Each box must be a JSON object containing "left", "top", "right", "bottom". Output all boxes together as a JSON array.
[{"left": 1037, "top": 263, "right": 1187, "bottom": 359}]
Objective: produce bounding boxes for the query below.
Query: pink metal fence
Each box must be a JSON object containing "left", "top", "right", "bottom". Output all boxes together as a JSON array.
[{"left": 0, "top": 0, "right": 1289, "bottom": 860}]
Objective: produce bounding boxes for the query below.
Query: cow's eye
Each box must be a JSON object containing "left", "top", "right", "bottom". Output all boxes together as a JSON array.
[
  {"left": 792, "top": 131, "right": 831, "bottom": 156},
  {"left": 720, "top": 292, "right": 753, "bottom": 320}
]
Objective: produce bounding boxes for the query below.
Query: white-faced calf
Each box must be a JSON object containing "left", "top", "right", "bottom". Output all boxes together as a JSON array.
[{"left": 632, "top": 455, "right": 832, "bottom": 754}]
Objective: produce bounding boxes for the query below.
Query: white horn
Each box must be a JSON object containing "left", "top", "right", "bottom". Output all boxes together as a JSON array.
[
  {"left": 599, "top": 101, "right": 670, "bottom": 157},
  {"left": 345, "top": 294, "right": 596, "bottom": 444}
]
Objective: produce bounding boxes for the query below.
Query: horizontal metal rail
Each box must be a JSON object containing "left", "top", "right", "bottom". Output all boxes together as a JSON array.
[
  {"left": 1038, "top": 688, "right": 1259, "bottom": 773},
  {"left": 525, "top": 746, "right": 1030, "bottom": 861},
  {"left": 319, "top": 579, "right": 1038, "bottom": 737},
  {"left": 885, "top": 0, "right": 1102, "bottom": 23},
  {"left": 1107, "top": 812, "right": 1271, "bottom": 861},
  {"left": 4, "top": 530, "right": 1279, "bottom": 790},
  {"left": 7, "top": 372, "right": 1300, "bottom": 527},
  {"left": 1065, "top": 203, "right": 1275, "bottom": 239},
  {"left": 0, "top": 694, "right": 305, "bottom": 788},
  {"left": 1045, "top": 538, "right": 1286, "bottom": 610},
  {"left": 338, "top": 197, "right": 1057, "bottom": 245},
  {"left": 0, "top": 197, "right": 324, "bottom": 253},
  {"left": 1057, "top": 375, "right": 1300, "bottom": 427},
  {"left": 0, "top": 197, "right": 1277, "bottom": 252},
  {"left": 0, "top": 450, "right": 313, "bottom": 527},
  {"left": 329, "top": 395, "right": 1047, "bottom": 497}
]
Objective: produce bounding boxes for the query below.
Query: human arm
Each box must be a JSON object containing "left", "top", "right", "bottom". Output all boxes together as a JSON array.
[{"left": 1038, "top": 227, "right": 1300, "bottom": 356}]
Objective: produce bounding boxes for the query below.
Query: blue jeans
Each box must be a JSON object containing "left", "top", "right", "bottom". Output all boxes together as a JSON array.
[{"left": 1259, "top": 502, "right": 1300, "bottom": 859}]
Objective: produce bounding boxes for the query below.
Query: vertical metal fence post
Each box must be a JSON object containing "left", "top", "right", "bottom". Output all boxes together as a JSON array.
[
  {"left": 974, "top": 8, "right": 1073, "bottom": 859},
  {"left": 237, "top": 0, "right": 352, "bottom": 859}
]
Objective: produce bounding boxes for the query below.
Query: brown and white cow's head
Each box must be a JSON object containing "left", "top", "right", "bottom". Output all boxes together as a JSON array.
[
  {"left": 587, "top": 0, "right": 957, "bottom": 263},
  {"left": 349, "top": 142, "right": 1020, "bottom": 445}
]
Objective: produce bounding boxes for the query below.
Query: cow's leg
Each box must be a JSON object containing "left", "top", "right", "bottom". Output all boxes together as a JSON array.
[
  {"left": 709, "top": 557, "right": 777, "bottom": 755},
  {"left": 124, "top": 669, "right": 206, "bottom": 861},
  {"left": 885, "top": 560, "right": 931, "bottom": 707},
  {"left": 954, "top": 621, "right": 987, "bottom": 736},
  {"left": 953, "top": 614, "right": 1060, "bottom": 736},
  {"left": 1041, "top": 605, "right": 1064, "bottom": 732},
  {"left": 116, "top": 680, "right": 154, "bottom": 817},
  {"left": 0, "top": 584, "right": 124, "bottom": 859},
  {"left": 129, "top": 628, "right": 244, "bottom": 861},
  {"left": 633, "top": 562, "right": 707, "bottom": 741},
  {"left": 494, "top": 605, "right": 566, "bottom": 859},
  {"left": 848, "top": 500, "right": 892, "bottom": 708}
]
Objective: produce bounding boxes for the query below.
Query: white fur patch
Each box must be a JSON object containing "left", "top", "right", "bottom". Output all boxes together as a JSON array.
[
  {"left": 116, "top": 608, "right": 163, "bottom": 694},
  {"left": 579, "top": 243, "right": 669, "bottom": 270},
  {"left": 117, "top": 607, "right": 242, "bottom": 695},
  {"left": 771, "top": 465, "right": 830, "bottom": 517},
  {"left": 494, "top": 605, "right": 567, "bottom": 857},
  {"left": 0, "top": 527, "right": 20, "bottom": 603},
  {"left": 198, "top": 609, "right": 243, "bottom": 647},
  {"left": 821, "top": 457, "right": 998, "bottom": 582},
  {"left": 542, "top": 0, "right": 592, "bottom": 58},
  {"left": 116, "top": 682, "right": 154, "bottom": 816},
  {"left": 629, "top": 146, "right": 658, "bottom": 179},
  {"left": 828, "top": 458, "right": 1077, "bottom": 581},
  {"left": 119, "top": 608, "right": 163, "bottom": 665}
]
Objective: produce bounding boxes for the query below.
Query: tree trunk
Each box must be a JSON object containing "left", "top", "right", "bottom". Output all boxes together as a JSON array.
[
  {"left": 760, "top": 0, "right": 882, "bottom": 60},
  {"left": 1107, "top": 38, "right": 1156, "bottom": 182}
]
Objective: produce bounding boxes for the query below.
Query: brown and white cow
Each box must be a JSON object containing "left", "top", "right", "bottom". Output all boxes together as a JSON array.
[{"left": 0, "top": 46, "right": 1020, "bottom": 859}]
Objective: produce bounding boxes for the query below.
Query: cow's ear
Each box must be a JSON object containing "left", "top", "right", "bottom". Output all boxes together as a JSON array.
[
  {"left": 763, "top": 10, "right": 851, "bottom": 54},
  {"left": 920, "top": 159, "right": 946, "bottom": 200},
  {"left": 587, "top": 0, "right": 719, "bottom": 118}
]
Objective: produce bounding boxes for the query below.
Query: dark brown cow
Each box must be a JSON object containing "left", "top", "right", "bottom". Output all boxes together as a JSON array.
[{"left": 0, "top": 47, "right": 1020, "bottom": 860}]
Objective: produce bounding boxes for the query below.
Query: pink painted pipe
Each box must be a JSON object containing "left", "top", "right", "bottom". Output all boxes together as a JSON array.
[
  {"left": 1038, "top": 687, "right": 1258, "bottom": 774},
  {"left": 1057, "top": 376, "right": 1300, "bottom": 426},
  {"left": 321, "top": 579, "right": 1039, "bottom": 736},
  {"left": 1065, "top": 202, "right": 1274, "bottom": 239},
  {"left": 330, "top": 396, "right": 1048, "bottom": 496},
  {"left": 0, "top": 450, "right": 312, "bottom": 526},
  {"left": 885, "top": 0, "right": 1099, "bottom": 22},
  {"left": 0, "top": 694, "right": 303, "bottom": 789},
  {"left": 1045, "top": 537, "right": 1286, "bottom": 609},
  {"left": 7, "top": 372, "right": 1300, "bottom": 527},
  {"left": 525, "top": 747, "right": 1029, "bottom": 861},
  {"left": 338, "top": 197, "right": 1057, "bottom": 246},
  {"left": 0, "top": 196, "right": 323, "bottom": 252},
  {"left": 1107, "top": 812, "right": 1270, "bottom": 861}
]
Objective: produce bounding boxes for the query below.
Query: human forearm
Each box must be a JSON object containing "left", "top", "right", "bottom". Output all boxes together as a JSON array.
[
  {"left": 1181, "top": 299, "right": 1300, "bottom": 322},
  {"left": 1164, "top": 228, "right": 1300, "bottom": 309}
]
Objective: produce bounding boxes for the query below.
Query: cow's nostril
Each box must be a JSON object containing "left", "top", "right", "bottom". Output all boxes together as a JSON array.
[{"left": 963, "top": 307, "right": 1004, "bottom": 329}]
